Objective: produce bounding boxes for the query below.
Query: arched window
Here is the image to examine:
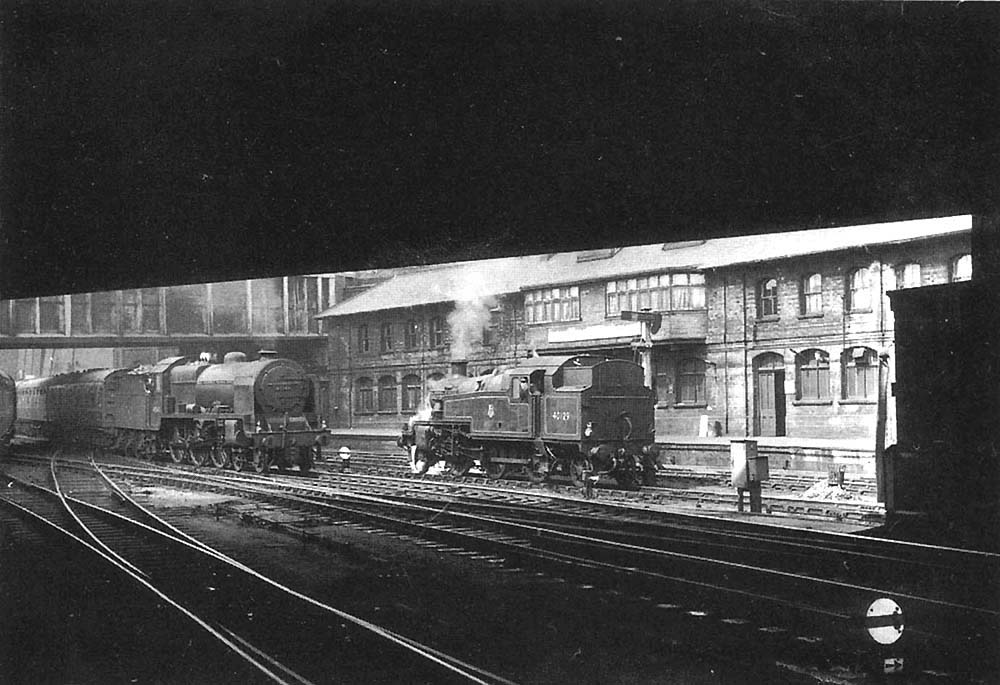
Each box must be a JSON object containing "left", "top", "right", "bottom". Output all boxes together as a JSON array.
[
  {"left": 356, "top": 377, "right": 374, "bottom": 413},
  {"left": 894, "top": 263, "right": 922, "bottom": 290},
  {"left": 675, "top": 358, "right": 706, "bottom": 405},
  {"left": 799, "top": 273, "right": 822, "bottom": 315},
  {"left": 378, "top": 375, "right": 397, "bottom": 412},
  {"left": 796, "top": 349, "right": 830, "bottom": 401},
  {"left": 842, "top": 347, "right": 878, "bottom": 400},
  {"left": 401, "top": 374, "right": 422, "bottom": 411},
  {"left": 757, "top": 277, "right": 779, "bottom": 318},
  {"left": 846, "top": 268, "right": 871, "bottom": 312},
  {"left": 950, "top": 253, "right": 972, "bottom": 282}
]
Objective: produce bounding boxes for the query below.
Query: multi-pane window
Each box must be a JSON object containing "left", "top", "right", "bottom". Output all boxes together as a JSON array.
[
  {"left": 670, "top": 273, "right": 706, "bottom": 310},
  {"left": 141, "top": 288, "right": 161, "bottom": 332},
  {"left": 429, "top": 317, "right": 445, "bottom": 348},
  {"left": 402, "top": 374, "right": 422, "bottom": 411},
  {"left": 404, "top": 320, "right": 420, "bottom": 349},
  {"left": 895, "top": 263, "right": 922, "bottom": 290},
  {"left": 847, "top": 268, "right": 871, "bottom": 312},
  {"left": 796, "top": 349, "right": 831, "bottom": 401},
  {"left": 525, "top": 286, "right": 580, "bottom": 324},
  {"left": 950, "top": 254, "right": 972, "bottom": 282},
  {"left": 377, "top": 375, "right": 397, "bottom": 412},
  {"left": 380, "top": 323, "right": 393, "bottom": 352},
  {"left": 757, "top": 278, "right": 779, "bottom": 318},
  {"left": 800, "top": 273, "right": 822, "bottom": 315},
  {"left": 605, "top": 273, "right": 705, "bottom": 316},
  {"left": 843, "top": 347, "right": 878, "bottom": 401},
  {"left": 251, "top": 278, "right": 284, "bottom": 334},
  {"left": 676, "top": 358, "right": 707, "bottom": 405},
  {"left": 39, "top": 296, "right": 65, "bottom": 334},
  {"left": 356, "top": 377, "right": 374, "bottom": 413},
  {"left": 357, "top": 325, "right": 371, "bottom": 353}
]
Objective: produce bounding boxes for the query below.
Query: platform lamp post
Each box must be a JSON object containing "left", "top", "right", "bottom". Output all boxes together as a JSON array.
[{"left": 621, "top": 309, "right": 662, "bottom": 389}]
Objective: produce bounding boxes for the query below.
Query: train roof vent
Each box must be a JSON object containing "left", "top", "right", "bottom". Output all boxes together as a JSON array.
[{"left": 223, "top": 351, "right": 247, "bottom": 364}]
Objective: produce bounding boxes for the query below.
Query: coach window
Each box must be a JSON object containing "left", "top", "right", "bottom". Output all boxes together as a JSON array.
[
  {"left": 377, "top": 375, "right": 397, "bottom": 413},
  {"left": 846, "top": 268, "right": 872, "bottom": 312},
  {"left": 402, "top": 374, "right": 422, "bottom": 411},
  {"left": 842, "top": 347, "right": 878, "bottom": 401},
  {"left": 894, "top": 263, "right": 922, "bottom": 290},
  {"left": 756, "top": 278, "right": 779, "bottom": 319},
  {"left": 796, "top": 349, "right": 831, "bottom": 402},
  {"left": 675, "top": 359, "right": 706, "bottom": 406},
  {"left": 356, "top": 377, "right": 374, "bottom": 413},
  {"left": 799, "top": 273, "right": 823, "bottom": 316},
  {"left": 950, "top": 253, "right": 972, "bottom": 282}
]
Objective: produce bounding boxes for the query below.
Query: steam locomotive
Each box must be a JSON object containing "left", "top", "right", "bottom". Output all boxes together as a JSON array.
[
  {"left": 15, "top": 351, "right": 328, "bottom": 473},
  {"left": 398, "top": 355, "right": 659, "bottom": 489},
  {"left": 0, "top": 367, "right": 14, "bottom": 457}
]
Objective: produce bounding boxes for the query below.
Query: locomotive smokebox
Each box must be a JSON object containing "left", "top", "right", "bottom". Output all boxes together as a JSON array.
[{"left": 450, "top": 361, "right": 469, "bottom": 377}]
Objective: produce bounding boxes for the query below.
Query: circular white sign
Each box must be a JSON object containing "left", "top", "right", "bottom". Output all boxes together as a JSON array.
[{"left": 866, "top": 598, "right": 904, "bottom": 645}]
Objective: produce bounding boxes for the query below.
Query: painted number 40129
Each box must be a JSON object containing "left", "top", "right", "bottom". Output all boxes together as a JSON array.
[{"left": 551, "top": 411, "right": 571, "bottom": 421}]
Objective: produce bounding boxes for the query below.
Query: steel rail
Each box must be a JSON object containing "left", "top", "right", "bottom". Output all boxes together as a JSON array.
[{"left": 0, "top": 486, "right": 306, "bottom": 685}]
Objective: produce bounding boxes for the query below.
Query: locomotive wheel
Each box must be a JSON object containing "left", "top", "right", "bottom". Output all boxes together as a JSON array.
[
  {"left": 410, "top": 445, "right": 430, "bottom": 475},
  {"left": 209, "top": 446, "right": 229, "bottom": 469},
  {"left": 448, "top": 457, "right": 472, "bottom": 478},
  {"left": 190, "top": 446, "right": 211, "bottom": 467},
  {"left": 298, "top": 446, "right": 313, "bottom": 473},
  {"left": 484, "top": 460, "right": 506, "bottom": 480},
  {"left": 527, "top": 455, "right": 547, "bottom": 484},
  {"left": 616, "top": 469, "right": 641, "bottom": 491},
  {"left": 252, "top": 448, "right": 270, "bottom": 473},
  {"left": 570, "top": 459, "right": 592, "bottom": 488},
  {"left": 168, "top": 430, "right": 187, "bottom": 464},
  {"left": 230, "top": 449, "right": 248, "bottom": 471}
]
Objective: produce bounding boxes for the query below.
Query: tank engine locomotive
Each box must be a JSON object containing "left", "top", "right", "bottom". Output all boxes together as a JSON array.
[
  {"left": 398, "top": 355, "right": 659, "bottom": 489},
  {"left": 15, "top": 351, "right": 328, "bottom": 472},
  {"left": 0, "top": 367, "right": 15, "bottom": 457}
]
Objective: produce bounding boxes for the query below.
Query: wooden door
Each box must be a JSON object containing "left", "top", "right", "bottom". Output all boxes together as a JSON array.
[{"left": 754, "top": 354, "right": 786, "bottom": 437}]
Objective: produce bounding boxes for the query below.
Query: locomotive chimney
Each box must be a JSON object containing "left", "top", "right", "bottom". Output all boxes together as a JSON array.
[
  {"left": 257, "top": 349, "right": 278, "bottom": 359},
  {"left": 450, "top": 360, "right": 468, "bottom": 377}
]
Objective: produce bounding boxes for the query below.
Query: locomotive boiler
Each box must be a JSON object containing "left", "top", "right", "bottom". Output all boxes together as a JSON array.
[
  {"left": 398, "top": 355, "right": 659, "bottom": 489},
  {"left": 15, "top": 351, "right": 328, "bottom": 473}
]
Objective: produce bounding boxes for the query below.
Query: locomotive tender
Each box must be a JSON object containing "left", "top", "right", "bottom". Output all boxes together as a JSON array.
[
  {"left": 398, "top": 354, "right": 659, "bottom": 489},
  {"left": 15, "top": 351, "right": 328, "bottom": 472}
]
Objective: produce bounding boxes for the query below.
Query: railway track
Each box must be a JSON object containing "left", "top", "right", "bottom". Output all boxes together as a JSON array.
[
  {"left": 0, "top": 455, "right": 517, "bottom": 685},
  {"left": 53, "top": 453, "right": 997, "bottom": 681}
]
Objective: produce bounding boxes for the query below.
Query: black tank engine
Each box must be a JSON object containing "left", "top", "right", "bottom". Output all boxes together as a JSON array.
[{"left": 399, "top": 355, "right": 659, "bottom": 489}]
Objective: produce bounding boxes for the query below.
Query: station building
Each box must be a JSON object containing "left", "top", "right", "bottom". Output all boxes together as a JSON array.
[{"left": 316, "top": 215, "right": 973, "bottom": 442}]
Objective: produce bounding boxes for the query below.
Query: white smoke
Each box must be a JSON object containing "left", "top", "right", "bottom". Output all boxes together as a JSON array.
[{"left": 447, "top": 270, "right": 496, "bottom": 360}]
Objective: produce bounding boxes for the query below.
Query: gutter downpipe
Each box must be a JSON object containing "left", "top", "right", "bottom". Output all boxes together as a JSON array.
[{"left": 742, "top": 271, "right": 750, "bottom": 437}]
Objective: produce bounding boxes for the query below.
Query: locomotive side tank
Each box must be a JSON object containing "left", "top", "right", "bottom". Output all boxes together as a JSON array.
[{"left": 400, "top": 354, "right": 659, "bottom": 489}]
